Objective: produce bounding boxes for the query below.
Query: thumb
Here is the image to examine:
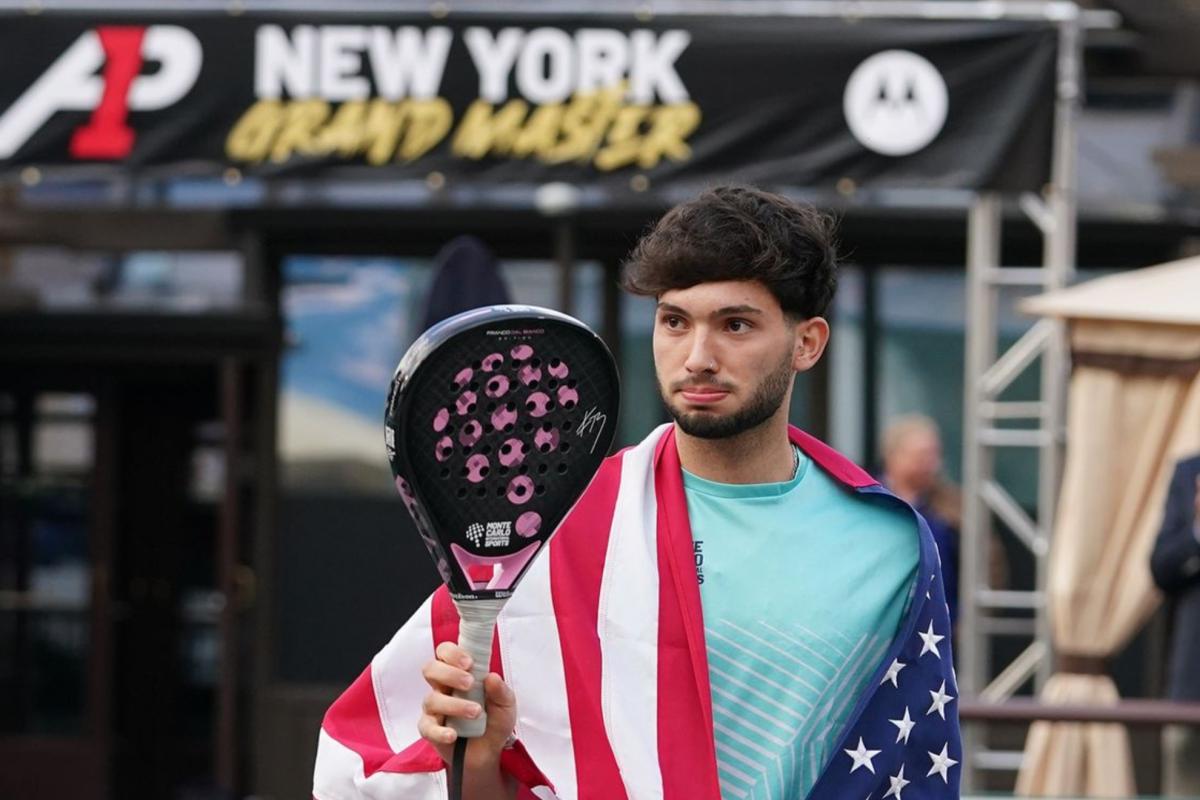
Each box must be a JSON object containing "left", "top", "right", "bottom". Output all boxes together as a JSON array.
[
  {"left": 483, "top": 673, "right": 516, "bottom": 712},
  {"left": 482, "top": 673, "right": 517, "bottom": 744}
]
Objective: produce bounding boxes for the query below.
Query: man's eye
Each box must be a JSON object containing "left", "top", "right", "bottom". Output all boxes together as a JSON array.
[
  {"left": 727, "top": 319, "right": 751, "bottom": 333},
  {"left": 663, "top": 315, "right": 684, "bottom": 329}
]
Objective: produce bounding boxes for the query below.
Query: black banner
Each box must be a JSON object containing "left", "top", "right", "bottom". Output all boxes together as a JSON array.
[{"left": 0, "top": 13, "right": 1057, "bottom": 192}]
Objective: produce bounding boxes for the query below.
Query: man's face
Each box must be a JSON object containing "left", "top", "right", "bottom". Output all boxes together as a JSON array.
[
  {"left": 888, "top": 428, "right": 943, "bottom": 492},
  {"left": 653, "top": 280, "right": 801, "bottom": 440}
]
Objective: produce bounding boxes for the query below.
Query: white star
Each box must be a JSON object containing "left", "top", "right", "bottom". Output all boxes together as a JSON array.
[
  {"left": 844, "top": 737, "right": 882, "bottom": 774},
  {"left": 927, "top": 742, "right": 959, "bottom": 782},
  {"left": 927, "top": 680, "right": 956, "bottom": 719},
  {"left": 918, "top": 620, "right": 945, "bottom": 659},
  {"left": 882, "top": 764, "right": 910, "bottom": 799},
  {"left": 881, "top": 658, "right": 907, "bottom": 688},
  {"left": 889, "top": 706, "right": 916, "bottom": 744}
]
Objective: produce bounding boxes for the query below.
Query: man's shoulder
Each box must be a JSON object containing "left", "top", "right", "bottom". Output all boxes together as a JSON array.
[{"left": 1175, "top": 454, "right": 1200, "bottom": 479}]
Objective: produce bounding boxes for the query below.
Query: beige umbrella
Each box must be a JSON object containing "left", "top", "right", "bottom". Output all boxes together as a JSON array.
[{"left": 1014, "top": 256, "right": 1200, "bottom": 795}]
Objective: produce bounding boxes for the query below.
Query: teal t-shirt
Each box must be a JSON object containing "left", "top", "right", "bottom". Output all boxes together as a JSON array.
[{"left": 684, "top": 448, "right": 919, "bottom": 800}]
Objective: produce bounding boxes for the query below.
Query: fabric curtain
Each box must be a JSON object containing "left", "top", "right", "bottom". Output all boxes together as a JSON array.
[{"left": 1016, "top": 319, "right": 1200, "bottom": 796}]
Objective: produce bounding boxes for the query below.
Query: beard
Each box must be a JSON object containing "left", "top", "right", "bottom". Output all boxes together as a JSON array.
[{"left": 660, "top": 353, "right": 794, "bottom": 440}]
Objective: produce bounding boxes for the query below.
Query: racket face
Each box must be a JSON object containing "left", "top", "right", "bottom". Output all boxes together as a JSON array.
[{"left": 386, "top": 306, "right": 619, "bottom": 601}]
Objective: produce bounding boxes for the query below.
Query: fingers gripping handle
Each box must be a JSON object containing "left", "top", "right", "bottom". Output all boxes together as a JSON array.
[{"left": 449, "top": 599, "right": 505, "bottom": 739}]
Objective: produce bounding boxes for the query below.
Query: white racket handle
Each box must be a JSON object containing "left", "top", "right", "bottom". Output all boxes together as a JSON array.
[{"left": 449, "top": 598, "right": 505, "bottom": 738}]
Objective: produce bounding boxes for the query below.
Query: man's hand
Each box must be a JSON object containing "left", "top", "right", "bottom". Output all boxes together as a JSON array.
[{"left": 418, "top": 642, "right": 518, "bottom": 776}]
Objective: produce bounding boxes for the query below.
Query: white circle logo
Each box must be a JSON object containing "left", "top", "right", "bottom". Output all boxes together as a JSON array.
[{"left": 843, "top": 50, "right": 948, "bottom": 157}]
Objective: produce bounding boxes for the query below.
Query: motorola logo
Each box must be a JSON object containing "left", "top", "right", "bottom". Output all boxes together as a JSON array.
[{"left": 843, "top": 50, "right": 948, "bottom": 157}]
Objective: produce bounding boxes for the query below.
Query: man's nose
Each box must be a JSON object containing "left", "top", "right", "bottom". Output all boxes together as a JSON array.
[{"left": 683, "top": 331, "right": 716, "bottom": 373}]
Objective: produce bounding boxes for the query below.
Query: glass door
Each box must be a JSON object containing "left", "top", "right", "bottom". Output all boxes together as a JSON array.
[{"left": 0, "top": 388, "right": 111, "bottom": 800}]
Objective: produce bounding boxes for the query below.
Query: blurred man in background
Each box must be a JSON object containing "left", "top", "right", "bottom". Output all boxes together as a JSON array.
[
  {"left": 1150, "top": 453, "right": 1200, "bottom": 797},
  {"left": 880, "top": 415, "right": 961, "bottom": 625}
]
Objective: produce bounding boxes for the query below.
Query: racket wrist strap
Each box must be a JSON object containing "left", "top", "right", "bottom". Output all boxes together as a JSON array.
[{"left": 449, "top": 597, "right": 506, "bottom": 739}]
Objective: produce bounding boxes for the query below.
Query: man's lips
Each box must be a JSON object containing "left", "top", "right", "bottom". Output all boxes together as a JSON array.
[{"left": 678, "top": 387, "right": 730, "bottom": 404}]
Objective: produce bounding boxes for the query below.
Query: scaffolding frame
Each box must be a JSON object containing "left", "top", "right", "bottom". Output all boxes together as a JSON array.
[
  {"left": 0, "top": 0, "right": 1098, "bottom": 791},
  {"left": 959, "top": 5, "right": 1083, "bottom": 790}
]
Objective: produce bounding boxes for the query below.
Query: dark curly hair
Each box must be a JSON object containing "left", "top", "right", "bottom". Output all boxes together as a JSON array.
[{"left": 621, "top": 185, "right": 839, "bottom": 320}]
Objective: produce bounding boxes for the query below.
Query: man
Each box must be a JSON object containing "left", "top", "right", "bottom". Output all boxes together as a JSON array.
[
  {"left": 880, "top": 415, "right": 961, "bottom": 625},
  {"left": 314, "top": 186, "right": 960, "bottom": 799},
  {"left": 1150, "top": 453, "right": 1200, "bottom": 797}
]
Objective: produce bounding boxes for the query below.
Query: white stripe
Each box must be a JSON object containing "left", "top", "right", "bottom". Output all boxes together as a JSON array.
[
  {"left": 718, "top": 778, "right": 750, "bottom": 799},
  {"left": 744, "top": 618, "right": 840, "bottom": 676},
  {"left": 710, "top": 684, "right": 795, "bottom": 735},
  {"left": 370, "top": 594, "right": 436, "bottom": 753},
  {"left": 715, "top": 756, "right": 758, "bottom": 785},
  {"left": 499, "top": 547, "right": 578, "bottom": 800},
  {"left": 313, "top": 728, "right": 444, "bottom": 800},
  {"left": 706, "top": 628, "right": 820, "bottom": 696},
  {"left": 598, "top": 424, "right": 669, "bottom": 800},
  {"left": 722, "top": 619, "right": 838, "bottom": 674},
  {"left": 705, "top": 645, "right": 814, "bottom": 705},
  {"left": 711, "top": 705, "right": 788, "bottom": 748},
  {"left": 715, "top": 728, "right": 778, "bottom": 769},
  {"left": 713, "top": 719, "right": 778, "bottom": 759},
  {"left": 707, "top": 663, "right": 807, "bottom": 719}
]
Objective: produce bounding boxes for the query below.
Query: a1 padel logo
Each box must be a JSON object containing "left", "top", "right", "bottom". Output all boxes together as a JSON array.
[
  {"left": 0, "top": 25, "right": 201, "bottom": 160},
  {"left": 843, "top": 50, "right": 948, "bottom": 157}
]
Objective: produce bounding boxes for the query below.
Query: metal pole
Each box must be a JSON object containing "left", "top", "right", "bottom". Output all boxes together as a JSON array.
[
  {"left": 1034, "top": 0, "right": 1080, "bottom": 692},
  {"left": 862, "top": 266, "right": 880, "bottom": 466},
  {"left": 0, "top": 0, "right": 1097, "bottom": 23},
  {"left": 961, "top": 191, "right": 1002, "bottom": 792},
  {"left": 555, "top": 221, "right": 575, "bottom": 316}
]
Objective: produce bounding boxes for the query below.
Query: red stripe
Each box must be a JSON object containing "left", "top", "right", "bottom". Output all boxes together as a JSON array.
[
  {"left": 430, "top": 585, "right": 460, "bottom": 650},
  {"left": 320, "top": 661, "right": 444, "bottom": 774},
  {"left": 548, "top": 452, "right": 630, "bottom": 800},
  {"left": 790, "top": 424, "right": 878, "bottom": 488},
  {"left": 654, "top": 428, "right": 721, "bottom": 800}
]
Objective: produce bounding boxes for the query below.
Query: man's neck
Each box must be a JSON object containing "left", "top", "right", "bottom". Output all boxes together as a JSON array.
[{"left": 674, "top": 415, "right": 795, "bottom": 484}]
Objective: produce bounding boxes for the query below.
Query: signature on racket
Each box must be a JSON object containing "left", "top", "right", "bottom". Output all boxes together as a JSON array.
[{"left": 576, "top": 406, "right": 608, "bottom": 454}]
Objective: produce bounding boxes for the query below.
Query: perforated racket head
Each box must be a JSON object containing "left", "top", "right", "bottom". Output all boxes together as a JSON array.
[{"left": 385, "top": 306, "right": 619, "bottom": 602}]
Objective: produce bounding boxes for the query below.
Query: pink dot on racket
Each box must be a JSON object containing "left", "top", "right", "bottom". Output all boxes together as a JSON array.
[
  {"left": 548, "top": 359, "right": 569, "bottom": 379},
  {"left": 498, "top": 438, "right": 527, "bottom": 467},
  {"left": 434, "top": 436, "right": 453, "bottom": 462},
  {"left": 519, "top": 364, "right": 542, "bottom": 386},
  {"left": 459, "top": 420, "right": 483, "bottom": 447},
  {"left": 492, "top": 405, "right": 518, "bottom": 431},
  {"left": 432, "top": 408, "right": 450, "bottom": 432},
  {"left": 556, "top": 386, "right": 579, "bottom": 408},
  {"left": 465, "top": 454, "right": 489, "bottom": 483},
  {"left": 534, "top": 427, "right": 560, "bottom": 452},
  {"left": 485, "top": 375, "right": 510, "bottom": 399},
  {"left": 507, "top": 475, "right": 534, "bottom": 505},
  {"left": 456, "top": 390, "right": 477, "bottom": 416},
  {"left": 515, "top": 511, "right": 542, "bottom": 537},
  {"left": 511, "top": 344, "right": 534, "bottom": 361},
  {"left": 481, "top": 353, "right": 504, "bottom": 372},
  {"left": 395, "top": 476, "right": 414, "bottom": 501},
  {"left": 525, "top": 392, "right": 551, "bottom": 418},
  {"left": 453, "top": 367, "right": 473, "bottom": 389}
]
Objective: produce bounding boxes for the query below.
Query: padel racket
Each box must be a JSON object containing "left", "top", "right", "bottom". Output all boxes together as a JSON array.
[{"left": 385, "top": 305, "right": 619, "bottom": 738}]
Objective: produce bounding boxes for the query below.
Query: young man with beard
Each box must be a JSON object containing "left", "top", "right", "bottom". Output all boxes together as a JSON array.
[{"left": 314, "top": 186, "right": 961, "bottom": 800}]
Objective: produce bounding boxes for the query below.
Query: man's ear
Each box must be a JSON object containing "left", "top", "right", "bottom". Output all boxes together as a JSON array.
[{"left": 792, "top": 317, "right": 830, "bottom": 373}]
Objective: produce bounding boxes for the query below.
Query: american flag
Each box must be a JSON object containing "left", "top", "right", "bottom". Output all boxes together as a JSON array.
[
  {"left": 314, "top": 426, "right": 962, "bottom": 800},
  {"left": 807, "top": 501, "right": 962, "bottom": 800}
]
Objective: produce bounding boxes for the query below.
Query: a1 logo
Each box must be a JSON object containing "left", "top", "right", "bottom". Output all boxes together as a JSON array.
[{"left": 843, "top": 49, "right": 948, "bottom": 157}]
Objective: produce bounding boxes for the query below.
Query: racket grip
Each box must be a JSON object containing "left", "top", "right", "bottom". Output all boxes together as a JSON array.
[{"left": 448, "top": 598, "right": 504, "bottom": 739}]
